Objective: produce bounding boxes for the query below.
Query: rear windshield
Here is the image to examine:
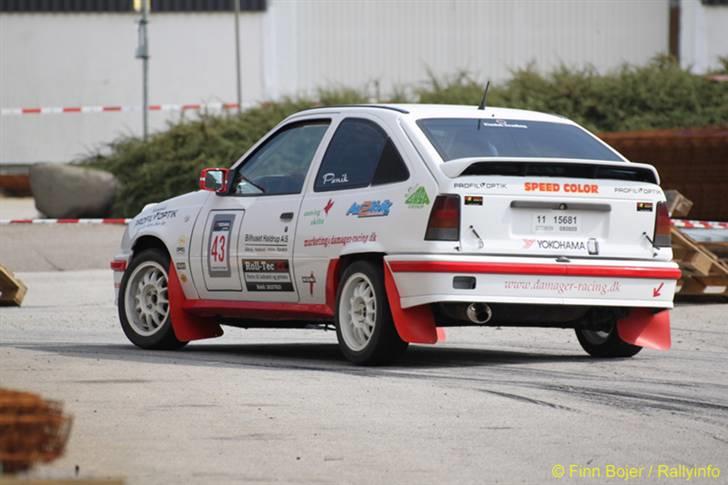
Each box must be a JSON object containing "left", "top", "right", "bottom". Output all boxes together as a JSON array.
[{"left": 417, "top": 118, "right": 623, "bottom": 162}]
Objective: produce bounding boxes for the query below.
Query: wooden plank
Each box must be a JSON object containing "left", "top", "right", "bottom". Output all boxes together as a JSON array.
[
  {"left": 664, "top": 189, "right": 693, "bottom": 218},
  {"left": 0, "top": 264, "right": 27, "bottom": 307},
  {"left": 679, "top": 276, "right": 728, "bottom": 296}
]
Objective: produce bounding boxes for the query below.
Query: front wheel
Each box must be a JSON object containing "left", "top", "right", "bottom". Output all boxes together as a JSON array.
[
  {"left": 575, "top": 324, "right": 642, "bottom": 358},
  {"left": 118, "top": 248, "right": 187, "bottom": 350},
  {"left": 335, "top": 261, "right": 408, "bottom": 365}
]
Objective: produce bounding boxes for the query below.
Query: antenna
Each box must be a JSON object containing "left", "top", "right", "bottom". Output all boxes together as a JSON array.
[{"left": 477, "top": 81, "right": 491, "bottom": 110}]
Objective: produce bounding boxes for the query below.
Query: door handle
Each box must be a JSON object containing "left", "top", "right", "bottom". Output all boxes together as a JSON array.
[{"left": 280, "top": 212, "right": 294, "bottom": 221}]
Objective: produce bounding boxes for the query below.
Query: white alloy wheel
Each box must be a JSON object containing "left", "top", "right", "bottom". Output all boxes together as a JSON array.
[
  {"left": 339, "top": 272, "right": 377, "bottom": 352},
  {"left": 124, "top": 260, "right": 170, "bottom": 337}
]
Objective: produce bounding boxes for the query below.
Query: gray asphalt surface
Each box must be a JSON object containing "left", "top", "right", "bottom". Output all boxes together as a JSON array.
[
  {"left": 0, "top": 225, "right": 125, "bottom": 271},
  {"left": 1, "top": 270, "right": 727, "bottom": 484}
]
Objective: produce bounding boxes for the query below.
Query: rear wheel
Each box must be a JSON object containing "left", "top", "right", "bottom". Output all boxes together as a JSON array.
[
  {"left": 118, "top": 248, "right": 186, "bottom": 350},
  {"left": 575, "top": 324, "right": 641, "bottom": 358},
  {"left": 335, "top": 260, "right": 408, "bottom": 365}
]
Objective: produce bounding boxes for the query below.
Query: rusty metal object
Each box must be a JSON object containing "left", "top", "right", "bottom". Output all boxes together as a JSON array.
[
  {"left": 599, "top": 127, "right": 728, "bottom": 221},
  {"left": 0, "top": 389, "right": 72, "bottom": 475}
]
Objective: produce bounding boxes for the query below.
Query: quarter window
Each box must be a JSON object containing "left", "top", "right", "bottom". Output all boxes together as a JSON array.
[
  {"left": 314, "top": 118, "right": 409, "bottom": 192},
  {"left": 232, "top": 120, "right": 330, "bottom": 196}
]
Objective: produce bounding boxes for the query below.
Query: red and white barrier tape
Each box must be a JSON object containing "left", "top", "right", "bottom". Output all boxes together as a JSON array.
[
  {"left": 672, "top": 219, "right": 728, "bottom": 229},
  {"left": 0, "top": 218, "right": 130, "bottom": 225},
  {"left": 1, "top": 102, "right": 239, "bottom": 116},
  {"left": 1, "top": 217, "right": 725, "bottom": 229}
]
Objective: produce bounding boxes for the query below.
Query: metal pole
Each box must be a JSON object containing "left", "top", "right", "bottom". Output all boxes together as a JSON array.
[
  {"left": 136, "top": 0, "right": 150, "bottom": 140},
  {"left": 234, "top": 0, "right": 242, "bottom": 112}
]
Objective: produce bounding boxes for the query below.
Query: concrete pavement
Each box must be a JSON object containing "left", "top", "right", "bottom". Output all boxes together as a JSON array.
[{"left": 1, "top": 270, "right": 726, "bottom": 484}]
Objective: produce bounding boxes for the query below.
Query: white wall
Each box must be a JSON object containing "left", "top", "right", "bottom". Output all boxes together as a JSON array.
[
  {"left": 264, "top": 0, "right": 669, "bottom": 100},
  {"left": 0, "top": 12, "right": 264, "bottom": 163},
  {"left": 680, "top": 0, "right": 728, "bottom": 73},
  {"left": 1, "top": 1, "right": 670, "bottom": 164}
]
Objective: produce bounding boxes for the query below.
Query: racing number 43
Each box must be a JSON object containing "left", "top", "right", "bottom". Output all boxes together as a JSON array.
[{"left": 211, "top": 234, "right": 226, "bottom": 263}]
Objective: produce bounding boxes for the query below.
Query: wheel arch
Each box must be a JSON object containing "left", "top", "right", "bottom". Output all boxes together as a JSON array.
[
  {"left": 332, "top": 252, "right": 441, "bottom": 345},
  {"left": 132, "top": 234, "right": 171, "bottom": 260}
]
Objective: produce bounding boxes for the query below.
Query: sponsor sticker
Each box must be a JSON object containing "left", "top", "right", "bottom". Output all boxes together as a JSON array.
[
  {"left": 322, "top": 172, "right": 349, "bottom": 185},
  {"left": 637, "top": 202, "right": 654, "bottom": 212},
  {"left": 453, "top": 182, "right": 507, "bottom": 190},
  {"left": 304, "top": 232, "right": 377, "bottom": 248},
  {"left": 303, "top": 199, "right": 335, "bottom": 226},
  {"left": 523, "top": 238, "right": 591, "bottom": 252},
  {"left": 482, "top": 119, "right": 528, "bottom": 129},
  {"left": 524, "top": 182, "right": 599, "bottom": 194},
  {"left": 464, "top": 195, "right": 483, "bottom": 206},
  {"left": 176, "top": 262, "right": 187, "bottom": 270},
  {"left": 347, "top": 200, "right": 392, "bottom": 218},
  {"left": 242, "top": 259, "right": 294, "bottom": 292},
  {"left": 134, "top": 209, "right": 177, "bottom": 227},
  {"left": 614, "top": 187, "right": 661, "bottom": 195},
  {"left": 301, "top": 272, "right": 317, "bottom": 295},
  {"left": 405, "top": 186, "right": 430, "bottom": 209},
  {"left": 243, "top": 233, "right": 289, "bottom": 253}
]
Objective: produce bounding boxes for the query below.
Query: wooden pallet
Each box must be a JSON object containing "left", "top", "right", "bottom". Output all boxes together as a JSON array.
[
  {"left": 0, "top": 264, "right": 27, "bottom": 307},
  {"left": 671, "top": 228, "right": 728, "bottom": 297}
]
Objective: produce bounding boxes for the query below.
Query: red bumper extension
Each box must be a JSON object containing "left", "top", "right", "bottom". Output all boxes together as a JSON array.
[{"left": 617, "top": 308, "right": 671, "bottom": 350}]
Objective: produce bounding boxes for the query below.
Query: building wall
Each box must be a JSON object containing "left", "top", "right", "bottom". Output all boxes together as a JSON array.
[
  {"left": 1, "top": 1, "right": 669, "bottom": 164},
  {"left": 265, "top": 0, "right": 669, "bottom": 99},
  {"left": 0, "top": 12, "right": 264, "bottom": 163},
  {"left": 680, "top": 0, "right": 728, "bottom": 73}
]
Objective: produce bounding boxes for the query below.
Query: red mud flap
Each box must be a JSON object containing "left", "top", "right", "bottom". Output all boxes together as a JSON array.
[
  {"left": 617, "top": 308, "right": 671, "bottom": 350},
  {"left": 168, "top": 264, "right": 224, "bottom": 342},
  {"left": 384, "top": 263, "right": 444, "bottom": 344}
]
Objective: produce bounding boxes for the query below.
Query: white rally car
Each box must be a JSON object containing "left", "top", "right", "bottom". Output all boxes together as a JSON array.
[{"left": 112, "top": 104, "right": 680, "bottom": 364}]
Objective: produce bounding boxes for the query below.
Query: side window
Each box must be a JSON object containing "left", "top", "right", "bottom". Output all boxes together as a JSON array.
[
  {"left": 232, "top": 120, "right": 330, "bottom": 196},
  {"left": 314, "top": 118, "right": 409, "bottom": 192}
]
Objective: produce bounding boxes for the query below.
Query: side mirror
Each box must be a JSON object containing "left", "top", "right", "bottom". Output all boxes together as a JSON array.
[{"left": 199, "top": 168, "right": 230, "bottom": 194}]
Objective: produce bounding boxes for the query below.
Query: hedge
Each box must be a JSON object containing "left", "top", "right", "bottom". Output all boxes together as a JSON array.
[{"left": 85, "top": 56, "right": 728, "bottom": 216}]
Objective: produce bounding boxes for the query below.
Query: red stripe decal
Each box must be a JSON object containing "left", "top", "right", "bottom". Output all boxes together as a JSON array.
[
  {"left": 181, "top": 104, "right": 201, "bottom": 110},
  {"left": 57, "top": 219, "right": 80, "bottom": 223},
  {"left": 148, "top": 105, "right": 161, "bottom": 110},
  {"left": 63, "top": 107, "right": 82, "bottom": 113},
  {"left": 22, "top": 108, "right": 41, "bottom": 114},
  {"left": 10, "top": 219, "right": 33, "bottom": 224},
  {"left": 389, "top": 261, "right": 681, "bottom": 280},
  {"left": 102, "top": 106, "right": 122, "bottom": 112},
  {"left": 102, "top": 218, "right": 129, "bottom": 224}
]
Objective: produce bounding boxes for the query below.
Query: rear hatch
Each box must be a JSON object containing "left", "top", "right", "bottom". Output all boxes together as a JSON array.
[{"left": 443, "top": 158, "right": 664, "bottom": 259}]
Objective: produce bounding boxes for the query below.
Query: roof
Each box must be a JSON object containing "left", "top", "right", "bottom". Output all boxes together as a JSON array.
[{"left": 296, "top": 103, "right": 573, "bottom": 124}]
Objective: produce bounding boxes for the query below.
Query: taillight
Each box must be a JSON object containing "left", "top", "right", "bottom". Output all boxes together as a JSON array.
[
  {"left": 425, "top": 195, "right": 460, "bottom": 241},
  {"left": 653, "top": 201, "right": 671, "bottom": 247}
]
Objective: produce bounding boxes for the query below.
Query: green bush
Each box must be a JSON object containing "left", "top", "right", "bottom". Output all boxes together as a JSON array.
[{"left": 86, "top": 56, "right": 728, "bottom": 216}]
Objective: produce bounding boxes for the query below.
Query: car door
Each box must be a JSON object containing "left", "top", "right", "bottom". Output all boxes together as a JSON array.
[
  {"left": 294, "top": 114, "right": 415, "bottom": 306},
  {"left": 189, "top": 118, "right": 333, "bottom": 302}
]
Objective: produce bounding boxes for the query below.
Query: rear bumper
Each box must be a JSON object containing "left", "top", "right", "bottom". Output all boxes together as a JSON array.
[{"left": 384, "top": 255, "right": 680, "bottom": 309}]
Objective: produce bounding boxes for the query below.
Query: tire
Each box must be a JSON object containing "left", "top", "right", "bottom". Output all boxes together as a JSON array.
[
  {"left": 118, "top": 248, "right": 187, "bottom": 350},
  {"left": 575, "top": 324, "right": 642, "bottom": 358},
  {"left": 335, "top": 260, "right": 408, "bottom": 365}
]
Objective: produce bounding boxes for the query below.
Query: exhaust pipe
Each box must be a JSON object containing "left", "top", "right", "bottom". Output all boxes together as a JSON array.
[{"left": 466, "top": 303, "right": 492, "bottom": 324}]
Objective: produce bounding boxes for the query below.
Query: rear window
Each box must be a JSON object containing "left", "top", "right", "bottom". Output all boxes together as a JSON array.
[{"left": 417, "top": 118, "right": 623, "bottom": 162}]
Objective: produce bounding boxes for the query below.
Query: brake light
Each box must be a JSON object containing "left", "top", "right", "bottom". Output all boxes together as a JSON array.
[
  {"left": 653, "top": 201, "right": 671, "bottom": 247},
  {"left": 425, "top": 195, "right": 460, "bottom": 241}
]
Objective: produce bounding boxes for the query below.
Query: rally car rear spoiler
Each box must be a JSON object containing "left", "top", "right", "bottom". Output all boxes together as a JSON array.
[{"left": 439, "top": 157, "right": 660, "bottom": 185}]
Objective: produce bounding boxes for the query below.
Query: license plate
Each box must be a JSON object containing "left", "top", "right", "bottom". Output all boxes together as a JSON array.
[{"left": 533, "top": 213, "right": 580, "bottom": 233}]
